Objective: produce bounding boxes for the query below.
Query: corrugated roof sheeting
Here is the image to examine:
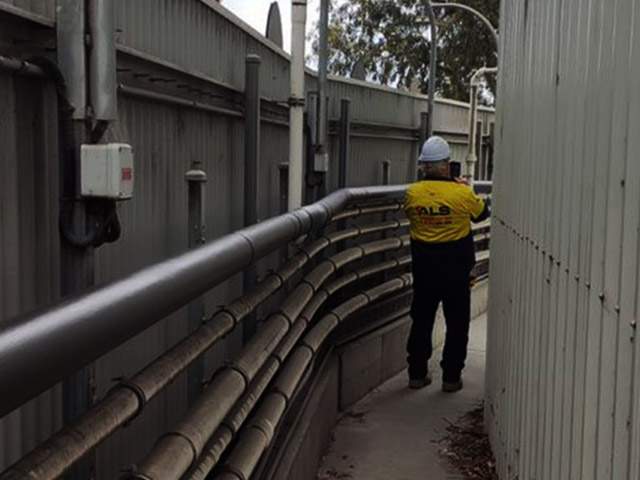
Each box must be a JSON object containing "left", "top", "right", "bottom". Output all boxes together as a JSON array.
[{"left": 486, "top": 0, "right": 640, "bottom": 479}]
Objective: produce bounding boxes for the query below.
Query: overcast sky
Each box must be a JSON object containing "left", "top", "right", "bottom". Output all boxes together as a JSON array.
[{"left": 221, "top": 0, "right": 321, "bottom": 54}]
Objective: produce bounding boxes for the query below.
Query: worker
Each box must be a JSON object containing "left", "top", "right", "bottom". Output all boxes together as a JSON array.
[{"left": 404, "top": 136, "right": 489, "bottom": 393}]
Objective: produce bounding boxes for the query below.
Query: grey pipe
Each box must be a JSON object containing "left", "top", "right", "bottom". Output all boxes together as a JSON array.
[
  {"left": 317, "top": 0, "right": 329, "bottom": 149},
  {"left": 424, "top": 1, "right": 437, "bottom": 138},
  {"left": 0, "top": 185, "right": 406, "bottom": 419},
  {"left": 332, "top": 202, "right": 402, "bottom": 222},
  {"left": 186, "top": 165, "right": 208, "bottom": 404},
  {"left": 126, "top": 235, "right": 409, "bottom": 480},
  {"left": 185, "top": 255, "right": 412, "bottom": 480},
  {"left": 0, "top": 55, "right": 46, "bottom": 77},
  {"left": 216, "top": 274, "right": 414, "bottom": 480},
  {"left": 338, "top": 98, "right": 351, "bottom": 188},
  {"left": 88, "top": 0, "right": 117, "bottom": 120},
  {"left": 0, "top": 214, "right": 408, "bottom": 480},
  {"left": 431, "top": 2, "right": 499, "bottom": 49}
]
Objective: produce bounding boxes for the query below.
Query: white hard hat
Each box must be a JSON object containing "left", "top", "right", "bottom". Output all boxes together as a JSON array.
[{"left": 418, "top": 136, "right": 451, "bottom": 163}]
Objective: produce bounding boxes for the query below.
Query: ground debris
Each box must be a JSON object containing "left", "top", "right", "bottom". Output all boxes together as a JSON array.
[
  {"left": 316, "top": 467, "right": 353, "bottom": 479},
  {"left": 438, "top": 402, "right": 499, "bottom": 480},
  {"left": 342, "top": 409, "right": 369, "bottom": 423}
]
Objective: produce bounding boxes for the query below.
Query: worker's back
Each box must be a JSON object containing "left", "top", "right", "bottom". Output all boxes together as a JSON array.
[{"left": 404, "top": 179, "right": 487, "bottom": 244}]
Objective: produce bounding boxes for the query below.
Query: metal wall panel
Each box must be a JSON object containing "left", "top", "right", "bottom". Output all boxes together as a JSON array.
[
  {"left": 0, "top": 71, "right": 62, "bottom": 469},
  {"left": 0, "top": 0, "right": 55, "bottom": 22},
  {"left": 115, "top": 0, "right": 291, "bottom": 102},
  {"left": 487, "top": 0, "right": 640, "bottom": 479}
]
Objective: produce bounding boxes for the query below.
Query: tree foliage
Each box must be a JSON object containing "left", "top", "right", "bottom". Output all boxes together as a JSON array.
[{"left": 310, "top": 0, "right": 499, "bottom": 104}]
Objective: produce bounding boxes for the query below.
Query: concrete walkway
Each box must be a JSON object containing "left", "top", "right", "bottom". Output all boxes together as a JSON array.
[{"left": 317, "top": 315, "right": 487, "bottom": 480}]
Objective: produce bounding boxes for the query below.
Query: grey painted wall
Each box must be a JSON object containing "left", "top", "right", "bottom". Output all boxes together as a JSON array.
[{"left": 487, "top": 0, "right": 640, "bottom": 479}]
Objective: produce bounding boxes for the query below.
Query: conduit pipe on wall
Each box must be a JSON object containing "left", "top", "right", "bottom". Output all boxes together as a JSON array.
[
  {"left": 332, "top": 202, "right": 403, "bottom": 222},
  {"left": 126, "top": 235, "right": 410, "bottom": 480},
  {"left": 185, "top": 255, "right": 412, "bottom": 480},
  {"left": 215, "top": 274, "right": 414, "bottom": 480},
  {"left": 0, "top": 217, "right": 408, "bottom": 480},
  {"left": 288, "top": 0, "right": 308, "bottom": 210},
  {"left": 0, "top": 185, "right": 405, "bottom": 419},
  {"left": 0, "top": 54, "right": 46, "bottom": 77},
  {"left": 465, "top": 67, "right": 498, "bottom": 185}
]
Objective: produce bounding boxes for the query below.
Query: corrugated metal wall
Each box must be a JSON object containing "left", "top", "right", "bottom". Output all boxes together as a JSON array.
[
  {"left": 486, "top": 0, "right": 640, "bottom": 479},
  {"left": 0, "top": 0, "right": 494, "bottom": 476}
]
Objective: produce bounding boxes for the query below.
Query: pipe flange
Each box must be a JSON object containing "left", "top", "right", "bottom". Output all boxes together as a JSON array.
[
  {"left": 298, "top": 341, "right": 317, "bottom": 356},
  {"left": 360, "top": 290, "right": 373, "bottom": 304},
  {"left": 275, "top": 309, "right": 295, "bottom": 327},
  {"left": 220, "top": 464, "right": 248, "bottom": 480},
  {"left": 120, "top": 467, "right": 154, "bottom": 480},
  {"left": 110, "top": 378, "right": 148, "bottom": 423},
  {"left": 251, "top": 417, "right": 275, "bottom": 441},
  {"left": 300, "top": 277, "right": 319, "bottom": 294},
  {"left": 220, "top": 362, "right": 251, "bottom": 390},
  {"left": 325, "top": 257, "right": 340, "bottom": 272},
  {"left": 215, "top": 307, "right": 241, "bottom": 326},
  {"left": 265, "top": 269, "right": 286, "bottom": 289},
  {"left": 270, "top": 387, "right": 291, "bottom": 409},
  {"left": 160, "top": 431, "right": 199, "bottom": 466},
  {"left": 236, "top": 232, "right": 257, "bottom": 264},
  {"left": 287, "top": 96, "right": 306, "bottom": 107}
]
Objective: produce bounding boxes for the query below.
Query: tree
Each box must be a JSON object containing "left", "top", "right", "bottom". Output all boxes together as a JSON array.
[{"left": 310, "top": 0, "right": 499, "bottom": 104}]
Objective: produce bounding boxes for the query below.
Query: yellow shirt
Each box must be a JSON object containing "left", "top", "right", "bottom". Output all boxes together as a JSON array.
[{"left": 404, "top": 180, "right": 486, "bottom": 243}]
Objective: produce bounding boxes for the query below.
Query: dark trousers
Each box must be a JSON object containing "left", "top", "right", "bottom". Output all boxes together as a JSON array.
[{"left": 407, "top": 238, "right": 474, "bottom": 383}]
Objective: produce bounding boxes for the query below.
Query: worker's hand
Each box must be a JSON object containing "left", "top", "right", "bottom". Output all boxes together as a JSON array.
[{"left": 454, "top": 177, "right": 469, "bottom": 186}]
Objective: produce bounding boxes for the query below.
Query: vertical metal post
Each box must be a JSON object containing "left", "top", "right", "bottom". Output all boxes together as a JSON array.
[
  {"left": 88, "top": 0, "right": 117, "bottom": 120},
  {"left": 338, "top": 98, "right": 351, "bottom": 189},
  {"left": 185, "top": 164, "right": 207, "bottom": 404},
  {"left": 488, "top": 122, "right": 496, "bottom": 180},
  {"left": 423, "top": 0, "right": 437, "bottom": 138},
  {"left": 317, "top": 0, "right": 329, "bottom": 147},
  {"left": 57, "top": 1, "right": 94, "bottom": 478},
  {"left": 305, "top": 91, "right": 318, "bottom": 205},
  {"left": 381, "top": 160, "right": 392, "bottom": 279},
  {"left": 381, "top": 160, "right": 391, "bottom": 186},
  {"left": 243, "top": 55, "right": 261, "bottom": 343},
  {"left": 465, "top": 84, "right": 479, "bottom": 184},
  {"left": 476, "top": 120, "right": 483, "bottom": 180},
  {"left": 288, "top": 0, "right": 307, "bottom": 211},
  {"left": 413, "top": 111, "right": 429, "bottom": 181}
]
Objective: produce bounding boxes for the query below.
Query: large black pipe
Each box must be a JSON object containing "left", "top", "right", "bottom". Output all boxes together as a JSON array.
[{"left": 0, "top": 186, "right": 406, "bottom": 418}]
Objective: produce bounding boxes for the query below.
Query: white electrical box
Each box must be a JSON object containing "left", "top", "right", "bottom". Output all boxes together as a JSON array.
[
  {"left": 81, "top": 143, "right": 134, "bottom": 200},
  {"left": 314, "top": 152, "right": 329, "bottom": 172}
]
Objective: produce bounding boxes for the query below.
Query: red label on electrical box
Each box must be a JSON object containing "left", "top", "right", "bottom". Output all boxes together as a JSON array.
[{"left": 121, "top": 167, "right": 133, "bottom": 180}]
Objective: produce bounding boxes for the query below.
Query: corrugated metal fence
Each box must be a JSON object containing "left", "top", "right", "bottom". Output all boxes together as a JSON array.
[
  {"left": 487, "top": 0, "right": 640, "bottom": 479},
  {"left": 0, "top": 1, "right": 494, "bottom": 476}
]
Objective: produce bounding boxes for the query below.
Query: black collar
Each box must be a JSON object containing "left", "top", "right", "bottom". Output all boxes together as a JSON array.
[{"left": 422, "top": 177, "right": 456, "bottom": 183}]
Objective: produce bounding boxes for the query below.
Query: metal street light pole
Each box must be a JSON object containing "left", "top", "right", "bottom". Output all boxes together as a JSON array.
[
  {"left": 428, "top": 3, "right": 499, "bottom": 185},
  {"left": 423, "top": 1, "right": 437, "bottom": 139},
  {"left": 431, "top": 2, "right": 499, "bottom": 48},
  {"left": 465, "top": 66, "right": 498, "bottom": 185}
]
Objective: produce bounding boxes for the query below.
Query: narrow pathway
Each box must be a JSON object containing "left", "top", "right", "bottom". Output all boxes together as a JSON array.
[{"left": 317, "top": 315, "right": 487, "bottom": 480}]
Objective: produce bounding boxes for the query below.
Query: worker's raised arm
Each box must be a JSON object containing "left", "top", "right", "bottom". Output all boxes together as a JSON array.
[{"left": 465, "top": 189, "right": 490, "bottom": 223}]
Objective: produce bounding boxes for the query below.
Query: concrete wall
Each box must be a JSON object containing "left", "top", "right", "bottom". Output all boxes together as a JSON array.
[
  {"left": 265, "top": 281, "right": 488, "bottom": 480},
  {"left": 486, "top": 0, "right": 640, "bottom": 479}
]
